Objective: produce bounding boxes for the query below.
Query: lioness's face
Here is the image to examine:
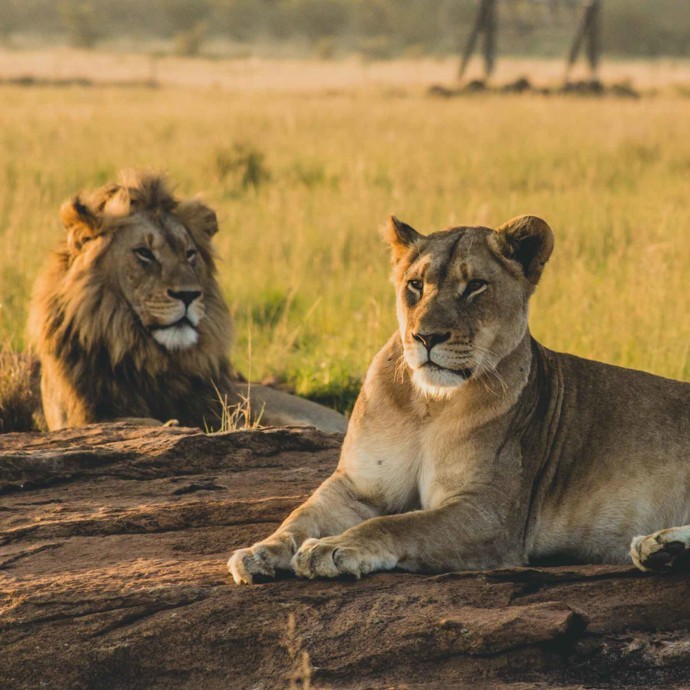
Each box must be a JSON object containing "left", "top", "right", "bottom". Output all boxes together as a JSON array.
[
  {"left": 110, "top": 214, "right": 206, "bottom": 351},
  {"left": 385, "top": 215, "right": 553, "bottom": 399}
]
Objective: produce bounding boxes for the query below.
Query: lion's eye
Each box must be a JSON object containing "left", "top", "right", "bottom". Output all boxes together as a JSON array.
[
  {"left": 407, "top": 279, "right": 423, "bottom": 294},
  {"left": 133, "top": 247, "right": 155, "bottom": 264},
  {"left": 186, "top": 249, "right": 197, "bottom": 263},
  {"left": 463, "top": 279, "right": 488, "bottom": 298}
]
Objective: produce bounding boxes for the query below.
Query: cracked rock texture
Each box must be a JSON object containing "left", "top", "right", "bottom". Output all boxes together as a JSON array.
[{"left": 0, "top": 422, "right": 689, "bottom": 689}]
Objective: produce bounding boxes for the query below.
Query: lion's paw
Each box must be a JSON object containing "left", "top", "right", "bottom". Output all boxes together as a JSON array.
[
  {"left": 291, "top": 537, "right": 394, "bottom": 579},
  {"left": 630, "top": 525, "right": 690, "bottom": 572},
  {"left": 228, "top": 540, "right": 293, "bottom": 585}
]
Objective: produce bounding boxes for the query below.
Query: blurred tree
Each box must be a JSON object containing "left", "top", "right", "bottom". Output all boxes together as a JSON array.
[
  {"left": 163, "top": 0, "right": 210, "bottom": 30},
  {"left": 458, "top": 0, "right": 497, "bottom": 80},
  {"left": 566, "top": 0, "right": 602, "bottom": 80},
  {"left": 1, "top": 0, "right": 688, "bottom": 60},
  {"left": 174, "top": 22, "right": 207, "bottom": 57},
  {"left": 212, "top": 0, "right": 264, "bottom": 42},
  {"left": 353, "top": 0, "right": 395, "bottom": 38},
  {"left": 604, "top": 1, "right": 690, "bottom": 57},
  {"left": 164, "top": 0, "right": 211, "bottom": 56},
  {"left": 298, "top": 0, "right": 348, "bottom": 41},
  {"left": 0, "top": 0, "right": 19, "bottom": 44},
  {"left": 59, "top": 1, "right": 99, "bottom": 49}
]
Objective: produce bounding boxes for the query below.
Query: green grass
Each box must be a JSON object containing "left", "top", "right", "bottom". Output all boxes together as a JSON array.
[{"left": 1, "top": 83, "right": 688, "bottom": 414}]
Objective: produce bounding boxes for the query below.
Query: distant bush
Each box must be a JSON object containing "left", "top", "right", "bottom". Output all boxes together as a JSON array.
[
  {"left": 59, "top": 1, "right": 99, "bottom": 49},
  {"left": 163, "top": 0, "right": 210, "bottom": 33},
  {"left": 166, "top": 0, "right": 210, "bottom": 56},
  {"left": 358, "top": 36, "right": 395, "bottom": 62},
  {"left": 214, "top": 143, "right": 270, "bottom": 191},
  {"left": 174, "top": 22, "right": 207, "bottom": 57},
  {"left": 313, "top": 37, "right": 337, "bottom": 61},
  {"left": 298, "top": 0, "right": 349, "bottom": 40},
  {"left": 604, "top": 0, "right": 690, "bottom": 57}
]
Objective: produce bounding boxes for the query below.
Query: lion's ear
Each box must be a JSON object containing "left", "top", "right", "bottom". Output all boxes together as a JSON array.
[
  {"left": 383, "top": 215, "right": 423, "bottom": 263},
  {"left": 176, "top": 199, "right": 219, "bottom": 244},
  {"left": 101, "top": 186, "right": 132, "bottom": 217},
  {"left": 60, "top": 196, "right": 101, "bottom": 253},
  {"left": 490, "top": 215, "right": 554, "bottom": 285}
]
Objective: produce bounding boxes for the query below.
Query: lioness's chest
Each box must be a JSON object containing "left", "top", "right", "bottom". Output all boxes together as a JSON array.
[{"left": 345, "top": 416, "right": 479, "bottom": 513}]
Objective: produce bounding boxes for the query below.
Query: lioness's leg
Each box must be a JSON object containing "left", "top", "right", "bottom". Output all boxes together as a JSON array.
[
  {"left": 630, "top": 525, "right": 690, "bottom": 572},
  {"left": 228, "top": 472, "right": 380, "bottom": 584},
  {"left": 292, "top": 500, "right": 516, "bottom": 579}
]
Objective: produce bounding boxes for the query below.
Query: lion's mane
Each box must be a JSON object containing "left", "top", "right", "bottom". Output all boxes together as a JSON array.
[{"left": 28, "top": 171, "right": 234, "bottom": 429}]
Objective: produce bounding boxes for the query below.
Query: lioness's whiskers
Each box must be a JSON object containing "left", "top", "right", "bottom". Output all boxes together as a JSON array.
[
  {"left": 394, "top": 354, "right": 408, "bottom": 384},
  {"left": 470, "top": 348, "right": 509, "bottom": 396}
]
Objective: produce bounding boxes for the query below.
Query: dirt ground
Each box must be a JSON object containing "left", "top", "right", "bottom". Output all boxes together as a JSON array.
[
  {"left": 1, "top": 423, "right": 689, "bottom": 689},
  {"left": 1, "top": 50, "right": 690, "bottom": 92}
]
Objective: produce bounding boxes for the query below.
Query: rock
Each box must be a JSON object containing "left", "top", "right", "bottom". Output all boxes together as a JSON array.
[
  {"left": 438, "top": 601, "right": 588, "bottom": 655},
  {"left": 0, "top": 423, "right": 688, "bottom": 689}
]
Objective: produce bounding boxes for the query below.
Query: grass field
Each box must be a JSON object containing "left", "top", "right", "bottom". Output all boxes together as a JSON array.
[{"left": 1, "top": 55, "right": 689, "bottom": 413}]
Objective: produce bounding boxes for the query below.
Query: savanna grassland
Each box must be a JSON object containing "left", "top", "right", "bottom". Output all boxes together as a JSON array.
[{"left": 1, "top": 57, "right": 689, "bottom": 413}]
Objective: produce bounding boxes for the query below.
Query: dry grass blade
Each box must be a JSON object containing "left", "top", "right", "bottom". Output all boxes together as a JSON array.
[
  {"left": 284, "top": 613, "right": 314, "bottom": 690},
  {"left": 206, "top": 381, "right": 265, "bottom": 434},
  {"left": 0, "top": 344, "right": 42, "bottom": 433}
]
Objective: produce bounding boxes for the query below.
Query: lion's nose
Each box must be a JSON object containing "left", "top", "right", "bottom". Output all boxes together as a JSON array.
[
  {"left": 168, "top": 289, "right": 201, "bottom": 307},
  {"left": 412, "top": 332, "right": 451, "bottom": 351}
]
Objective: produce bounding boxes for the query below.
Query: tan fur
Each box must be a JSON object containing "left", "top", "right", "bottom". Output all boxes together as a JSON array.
[
  {"left": 228, "top": 215, "right": 689, "bottom": 583},
  {"left": 29, "top": 171, "right": 347, "bottom": 434}
]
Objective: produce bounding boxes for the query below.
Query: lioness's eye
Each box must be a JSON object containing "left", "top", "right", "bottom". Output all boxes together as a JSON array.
[
  {"left": 407, "top": 279, "right": 423, "bottom": 293},
  {"left": 463, "top": 279, "right": 488, "bottom": 298},
  {"left": 133, "top": 247, "right": 155, "bottom": 263},
  {"left": 186, "top": 249, "right": 197, "bottom": 262}
]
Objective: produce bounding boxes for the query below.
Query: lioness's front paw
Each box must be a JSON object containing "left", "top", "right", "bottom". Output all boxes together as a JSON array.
[
  {"left": 227, "top": 540, "right": 292, "bottom": 585},
  {"left": 630, "top": 526, "right": 690, "bottom": 572},
  {"left": 291, "top": 537, "right": 394, "bottom": 579}
]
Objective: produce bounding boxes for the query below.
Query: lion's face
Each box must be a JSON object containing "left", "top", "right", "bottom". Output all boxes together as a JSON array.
[
  {"left": 53, "top": 172, "right": 228, "bottom": 357},
  {"left": 107, "top": 214, "right": 206, "bottom": 351},
  {"left": 385, "top": 215, "right": 553, "bottom": 400}
]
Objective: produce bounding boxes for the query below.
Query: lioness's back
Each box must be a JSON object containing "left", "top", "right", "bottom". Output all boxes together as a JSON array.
[
  {"left": 555, "top": 348, "right": 689, "bottom": 453},
  {"left": 530, "top": 347, "right": 690, "bottom": 564}
]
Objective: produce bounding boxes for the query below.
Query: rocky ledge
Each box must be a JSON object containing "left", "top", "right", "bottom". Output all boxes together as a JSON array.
[{"left": 0, "top": 423, "right": 688, "bottom": 689}]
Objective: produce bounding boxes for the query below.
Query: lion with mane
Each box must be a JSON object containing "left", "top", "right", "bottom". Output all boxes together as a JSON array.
[{"left": 28, "top": 171, "right": 346, "bottom": 433}]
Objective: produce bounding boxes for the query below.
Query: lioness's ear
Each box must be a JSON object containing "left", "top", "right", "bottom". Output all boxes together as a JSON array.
[
  {"left": 490, "top": 215, "right": 554, "bottom": 285},
  {"left": 383, "top": 215, "right": 423, "bottom": 262},
  {"left": 176, "top": 199, "right": 219, "bottom": 244},
  {"left": 60, "top": 196, "right": 100, "bottom": 253}
]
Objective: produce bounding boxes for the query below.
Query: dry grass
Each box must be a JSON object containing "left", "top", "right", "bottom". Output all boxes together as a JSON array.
[
  {"left": 207, "top": 382, "right": 265, "bottom": 433},
  {"left": 0, "top": 55, "right": 688, "bottom": 416},
  {"left": 284, "top": 613, "right": 314, "bottom": 690},
  {"left": 0, "top": 346, "right": 41, "bottom": 433}
]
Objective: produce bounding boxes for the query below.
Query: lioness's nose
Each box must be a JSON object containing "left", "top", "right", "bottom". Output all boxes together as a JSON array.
[
  {"left": 412, "top": 332, "right": 451, "bottom": 351},
  {"left": 168, "top": 289, "right": 201, "bottom": 307}
]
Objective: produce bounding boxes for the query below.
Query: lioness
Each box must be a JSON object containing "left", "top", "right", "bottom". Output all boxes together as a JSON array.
[
  {"left": 28, "top": 171, "right": 347, "bottom": 433},
  {"left": 229, "top": 215, "right": 690, "bottom": 583}
]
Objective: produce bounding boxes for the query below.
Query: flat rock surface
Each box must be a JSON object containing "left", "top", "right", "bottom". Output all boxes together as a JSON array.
[{"left": 0, "top": 423, "right": 688, "bottom": 689}]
